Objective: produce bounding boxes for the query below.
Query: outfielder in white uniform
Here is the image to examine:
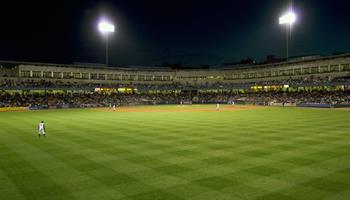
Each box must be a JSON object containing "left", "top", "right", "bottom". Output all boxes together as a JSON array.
[
  {"left": 216, "top": 103, "right": 220, "bottom": 111},
  {"left": 38, "top": 121, "right": 46, "bottom": 137}
]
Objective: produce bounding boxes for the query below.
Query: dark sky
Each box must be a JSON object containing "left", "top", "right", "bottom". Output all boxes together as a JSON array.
[{"left": 1, "top": 0, "right": 350, "bottom": 66}]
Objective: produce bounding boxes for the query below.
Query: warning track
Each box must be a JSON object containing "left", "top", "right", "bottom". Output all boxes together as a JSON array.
[{"left": 93, "top": 105, "right": 260, "bottom": 112}]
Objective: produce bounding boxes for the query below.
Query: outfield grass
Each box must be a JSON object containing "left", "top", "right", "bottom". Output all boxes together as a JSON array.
[{"left": 0, "top": 105, "right": 349, "bottom": 200}]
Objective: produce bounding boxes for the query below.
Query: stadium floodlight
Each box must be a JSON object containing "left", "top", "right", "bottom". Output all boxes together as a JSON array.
[
  {"left": 99, "top": 22, "right": 115, "bottom": 33},
  {"left": 98, "top": 21, "right": 115, "bottom": 67},
  {"left": 279, "top": 11, "right": 296, "bottom": 25},
  {"left": 279, "top": 10, "right": 296, "bottom": 62}
]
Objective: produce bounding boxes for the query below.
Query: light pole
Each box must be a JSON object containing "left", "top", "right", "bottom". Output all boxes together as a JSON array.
[
  {"left": 98, "top": 21, "right": 115, "bottom": 67},
  {"left": 279, "top": 11, "right": 296, "bottom": 62}
]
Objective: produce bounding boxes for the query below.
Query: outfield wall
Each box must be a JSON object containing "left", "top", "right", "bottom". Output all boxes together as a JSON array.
[
  {"left": 297, "top": 103, "right": 350, "bottom": 108},
  {"left": 0, "top": 107, "right": 28, "bottom": 112},
  {"left": 28, "top": 104, "right": 105, "bottom": 110}
]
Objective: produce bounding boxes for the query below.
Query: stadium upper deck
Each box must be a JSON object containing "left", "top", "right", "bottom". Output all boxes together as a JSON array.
[{"left": 0, "top": 54, "right": 349, "bottom": 90}]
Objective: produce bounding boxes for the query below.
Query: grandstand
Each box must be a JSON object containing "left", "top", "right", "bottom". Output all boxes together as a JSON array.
[
  {"left": 1, "top": 53, "right": 350, "bottom": 88},
  {"left": 0, "top": 54, "right": 350, "bottom": 109}
]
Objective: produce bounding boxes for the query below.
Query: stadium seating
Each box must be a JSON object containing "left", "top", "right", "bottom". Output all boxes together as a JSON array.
[{"left": 0, "top": 54, "right": 350, "bottom": 109}]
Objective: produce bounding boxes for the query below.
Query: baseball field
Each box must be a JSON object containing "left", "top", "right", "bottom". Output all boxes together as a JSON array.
[{"left": 0, "top": 105, "right": 349, "bottom": 200}]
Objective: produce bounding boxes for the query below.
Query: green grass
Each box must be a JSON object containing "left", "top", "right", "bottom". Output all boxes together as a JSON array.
[{"left": 0, "top": 105, "right": 350, "bottom": 200}]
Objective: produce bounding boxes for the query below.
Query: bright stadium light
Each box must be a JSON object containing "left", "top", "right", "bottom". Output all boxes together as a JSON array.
[
  {"left": 98, "top": 20, "right": 115, "bottom": 67},
  {"left": 99, "top": 22, "right": 115, "bottom": 33},
  {"left": 279, "top": 10, "right": 297, "bottom": 62},
  {"left": 279, "top": 11, "right": 296, "bottom": 25}
]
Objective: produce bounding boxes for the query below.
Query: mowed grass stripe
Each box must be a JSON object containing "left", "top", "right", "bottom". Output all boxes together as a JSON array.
[
  {"left": 0, "top": 142, "right": 77, "bottom": 200},
  {"left": 0, "top": 160, "right": 27, "bottom": 200},
  {"left": 1, "top": 123, "right": 130, "bottom": 199}
]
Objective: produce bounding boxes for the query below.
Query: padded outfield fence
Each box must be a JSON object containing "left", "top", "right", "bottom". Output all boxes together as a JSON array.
[{"left": 297, "top": 103, "right": 350, "bottom": 108}]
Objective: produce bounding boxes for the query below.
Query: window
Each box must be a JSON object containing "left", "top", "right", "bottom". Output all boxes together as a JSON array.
[
  {"left": 302, "top": 68, "right": 310, "bottom": 74},
  {"left": 107, "top": 74, "right": 113, "bottom": 80},
  {"left": 311, "top": 67, "right": 319, "bottom": 74},
  {"left": 257, "top": 72, "right": 264, "bottom": 78},
  {"left": 163, "top": 75, "right": 171, "bottom": 81},
  {"left": 32, "top": 71, "right": 41, "bottom": 78},
  {"left": 63, "top": 72, "right": 71, "bottom": 79},
  {"left": 154, "top": 76, "right": 162, "bottom": 81},
  {"left": 53, "top": 72, "right": 62, "bottom": 79},
  {"left": 224, "top": 75, "right": 234, "bottom": 80},
  {"left": 278, "top": 70, "right": 285, "bottom": 76},
  {"left": 294, "top": 68, "right": 302, "bottom": 75},
  {"left": 20, "top": 70, "right": 31, "bottom": 77},
  {"left": 165, "top": 75, "right": 171, "bottom": 80},
  {"left": 233, "top": 74, "right": 240, "bottom": 79},
  {"left": 285, "top": 69, "right": 293, "bottom": 76},
  {"left": 82, "top": 73, "right": 89, "bottom": 79},
  {"left": 43, "top": 71, "right": 52, "bottom": 78},
  {"left": 122, "top": 74, "right": 128, "bottom": 81},
  {"left": 98, "top": 74, "right": 105, "bottom": 80},
  {"left": 342, "top": 63, "right": 350, "bottom": 71},
  {"left": 264, "top": 71, "right": 271, "bottom": 77},
  {"left": 115, "top": 74, "right": 121, "bottom": 80},
  {"left": 90, "top": 73, "right": 97, "bottom": 80},
  {"left": 138, "top": 75, "right": 145, "bottom": 81},
  {"left": 320, "top": 65, "right": 328, "bottom": 73},
  {"left": 145, "top": 75, "right": 153, "bottom": 81},
  {"left": 330, "top": 65, "right": 339, "bottom": 72},
  {"left": 240, "top": 73, "right": 247, "bottom": 79},
  {"left": 129, "top": 75, "right": 136, "bottom": 81},
  {"left": 73, "top": 73, "right": 81, "bottom": 79}
]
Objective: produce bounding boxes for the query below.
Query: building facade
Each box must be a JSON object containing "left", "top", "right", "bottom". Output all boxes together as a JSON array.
[{"left": 1, "top": 54, "right": 349, "bottom": 90}]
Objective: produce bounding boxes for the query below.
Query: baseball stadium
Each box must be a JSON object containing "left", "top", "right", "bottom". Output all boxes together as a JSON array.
[{"left": 1, "top": 1, "right": 350, "bottom": 200}]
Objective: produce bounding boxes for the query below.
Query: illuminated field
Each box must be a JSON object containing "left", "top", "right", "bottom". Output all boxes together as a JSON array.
[{"left": 0, "top": 105, "right": 349, "bottom": 200}]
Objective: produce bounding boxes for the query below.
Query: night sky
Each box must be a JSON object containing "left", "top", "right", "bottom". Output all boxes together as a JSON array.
[{"left": 1, "top": 0, "right": 350, "bottom": 67}]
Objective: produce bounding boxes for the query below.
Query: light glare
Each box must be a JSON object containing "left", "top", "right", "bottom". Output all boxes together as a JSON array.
[
  {"left": 279, "top": 12, "right": 296, "bottom": 25},
  {"left": 99, "top": 22, "right": 115, "bottom": 33}
]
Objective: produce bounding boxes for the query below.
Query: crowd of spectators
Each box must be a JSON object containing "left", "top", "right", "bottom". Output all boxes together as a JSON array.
[
  {"left": 252, "top": 76, "right": 350, "bottom": 86},
  {"left": 1, "top": 90, "right": 350, "bottom": 108},
  {"left": 192, "top": 90, "right": 350, "bottom": 105},
  {"left": 1, "top": 75, "right": 350, "bottom": 90}
]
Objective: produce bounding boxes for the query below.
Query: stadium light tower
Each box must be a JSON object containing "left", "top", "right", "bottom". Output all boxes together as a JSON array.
[
  {"left": 98, "top": 21, "right": 115, "bottom": 67},
  {"left": 279, "top": 11, "right": 296, "bottom": 62}
]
